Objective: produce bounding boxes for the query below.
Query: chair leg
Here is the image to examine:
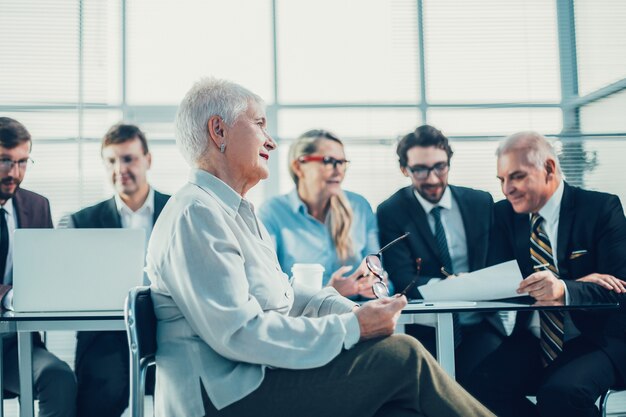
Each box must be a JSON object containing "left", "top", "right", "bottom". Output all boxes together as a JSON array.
[{"left": 599, "top": 389, "right": 612, "bottom": 417}]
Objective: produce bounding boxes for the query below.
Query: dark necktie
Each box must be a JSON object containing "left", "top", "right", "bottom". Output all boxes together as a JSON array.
[
  {"left": 0, "top": 208, "right": 9, "bottom": 282},
  {"left": 530, "top": 213, "right": 565, "bottom": 366},
  {"left": 431, "top": 206, "right": 461, "bottom": 346},
  {"left": 431, "top": 206, "right": 453, "bottom": 273}
]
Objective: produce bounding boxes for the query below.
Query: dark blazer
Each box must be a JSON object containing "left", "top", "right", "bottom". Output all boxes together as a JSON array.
[
  {"left": 1, "top": 187, "right": 53, "bottom": 351},
  {"left": 71, "top": 189, "right": 170, "bottom": 365},
  {"left": 488, "top": 182, "right": 626, "bottom": 379},
  {"left": 377, "top": 185, "right": 493, "bottom": 299}
]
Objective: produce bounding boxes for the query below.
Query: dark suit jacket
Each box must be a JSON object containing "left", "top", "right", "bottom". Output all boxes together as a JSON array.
[
  {"left": 377, "top": 185, "right": 493, "bottom": 300},
  {"left": 71, "top": 189, "right": 170, "bottom": 366},
  {"left": 1, "top": 187, "right": 53, "bottom": 351},
  {"left": 488, "top": 182, "right": 626, "bottom": 379}
]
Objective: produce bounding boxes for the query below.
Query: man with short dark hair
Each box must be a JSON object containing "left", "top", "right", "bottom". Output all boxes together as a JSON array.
[
  {"left": 465, "top": 131, "right": 626, "bottom": 417},
  {"left": 0, "top": 116, "right": 77, "bottom": 417},
  {"left": 377, "top": 124, "right": 505, "bottom": 382},
  {"left": 64, "top": 122, "right": 170, "bottom": 417}
]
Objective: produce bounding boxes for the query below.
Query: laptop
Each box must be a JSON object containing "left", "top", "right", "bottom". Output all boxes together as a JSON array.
[{"left": 12, "top": 228, "right": 145, "bottom": 312}]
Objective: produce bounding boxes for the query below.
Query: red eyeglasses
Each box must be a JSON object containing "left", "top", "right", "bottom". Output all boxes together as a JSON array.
[{"left": 298, "top": 155, "right": 350, "bottom": 170}]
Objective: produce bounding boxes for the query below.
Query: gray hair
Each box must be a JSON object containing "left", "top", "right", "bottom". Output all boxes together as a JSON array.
[
  {"left": 496, "top": 131, "right": 562, "bottom": 174},
  {"left": 175, "top": 77, "right": 264, "bottom": 165}
]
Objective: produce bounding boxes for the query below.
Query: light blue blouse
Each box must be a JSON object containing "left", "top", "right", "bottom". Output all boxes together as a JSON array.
[{"left": 258, "top": 189, "right": 380, "bottom": 286}]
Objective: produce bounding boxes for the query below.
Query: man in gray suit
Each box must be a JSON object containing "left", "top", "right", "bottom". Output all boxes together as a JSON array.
[{"left": 0, "top": 117, "right": 76, "bottom": 417}]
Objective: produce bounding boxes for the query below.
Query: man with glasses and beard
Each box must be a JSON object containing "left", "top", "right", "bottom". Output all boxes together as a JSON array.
[
  {"left": 61, "top": 123, "right": 170, "bottom": 417},
  {"left": 377, "top": 124, "right": 506, "bottom": 384},
  {"left": 0, "top": 117, "right": 77, "bottom": 417}
]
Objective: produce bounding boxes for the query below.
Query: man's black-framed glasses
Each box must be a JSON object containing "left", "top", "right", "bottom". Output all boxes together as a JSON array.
[
  {"left": 0, "top": 157, "right": 33, "bottom": 173},
  {"left": 298, "top": 155, "right": 350, "bottom": 170},
  {"left": 407, "top": 162, "right": 449, "bottom": 180},
  {"left": 364, "top": 232, "right": 414, "bottom": 299}
]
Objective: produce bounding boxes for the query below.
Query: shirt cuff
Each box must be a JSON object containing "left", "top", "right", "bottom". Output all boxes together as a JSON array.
[
  {"left": 340, "top": 312, "right": 360, "bottom": 350},
  {"left": 560, "top": 279, "right": 570, "bottom": 305}
]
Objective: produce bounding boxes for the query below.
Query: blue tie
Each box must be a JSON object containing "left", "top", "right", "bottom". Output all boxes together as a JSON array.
[
  {"left": 431, "top": 206, "right": 461, "bottom": 346},
  {"left": 431, "top": 206, "right": 453, "bottom": 274}
]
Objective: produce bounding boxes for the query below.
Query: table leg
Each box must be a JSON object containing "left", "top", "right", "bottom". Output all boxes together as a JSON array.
[
  {"left": 17, "top": 332, "right": 34, "bottom": 417},
  {"left": 435, "top": 312, "right": 456, "bottom": 379}
]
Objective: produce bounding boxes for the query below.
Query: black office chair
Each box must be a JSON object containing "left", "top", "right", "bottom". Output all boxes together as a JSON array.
[
  {"left": 125, "top": 286, "right": 157, "bottom": 417},
  {"left": 599, "top": 388, "right": 626, "bottom": 417}
]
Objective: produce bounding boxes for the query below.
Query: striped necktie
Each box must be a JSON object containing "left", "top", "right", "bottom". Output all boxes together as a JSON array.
[
  {"left": 431, "top": 206, "right": 461, "bottom": 346},
  {"left": 530, "top": 213, "right": 565, "bottom": 366}
]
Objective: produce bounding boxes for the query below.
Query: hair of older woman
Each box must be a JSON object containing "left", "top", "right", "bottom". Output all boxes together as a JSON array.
[
  {"left": 288, "top": 129, "right": 354, "bottom": 261},
  {"left": 496, "top": 131, "right": 562, "bottom": 175},
  {"left": 175, "top": 77, "right": 264, "bottom": 165}
]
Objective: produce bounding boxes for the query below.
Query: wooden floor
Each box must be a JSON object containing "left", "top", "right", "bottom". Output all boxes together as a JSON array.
[{"left": 3, "top": 332, "right": 626, "bottom": 416}]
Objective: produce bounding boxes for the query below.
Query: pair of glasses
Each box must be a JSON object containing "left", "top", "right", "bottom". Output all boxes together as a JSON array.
[
  {"left": 407, "top": 162, "right": 449, "bottom": 180},
  {"left": 298, "top": 155, "right": 350, "bottom": 170},
  {"left": 363, "top": 232, "right": 420, "bottom": 298},
  {"left": 103, "top": 154, "right": 142, "bottom": 169},
  {"left": 0, "top": 158, "right": 33, "bottom": 173}
]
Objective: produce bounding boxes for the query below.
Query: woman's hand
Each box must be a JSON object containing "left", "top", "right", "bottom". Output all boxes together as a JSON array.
[
  {"left": 328, "top": 265, "right": 360, "bottom": 297},
  {"left": 576, "top": 273, "right": 626, "bottom": 293}
]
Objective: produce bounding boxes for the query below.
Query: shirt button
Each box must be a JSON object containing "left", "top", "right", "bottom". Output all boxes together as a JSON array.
[{"left": 284, "top": 291, "right": 290, "bottom": 299}]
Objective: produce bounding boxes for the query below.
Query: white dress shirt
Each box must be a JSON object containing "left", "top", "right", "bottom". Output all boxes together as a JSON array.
[
  {"left": 114, "top": 187, "right": 155, "bottom": 250},
  {"left": 1, "top": 198, "right": 17, "bottom": 285},
  {"left": 1, "top": 199, "right": 17, "bottom": 309},
  {"left": 147, "top": 169, "right": 359, "bottom": 416}
]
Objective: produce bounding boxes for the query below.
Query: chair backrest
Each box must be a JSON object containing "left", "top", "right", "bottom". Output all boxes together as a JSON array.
[
  {"left": 127, "top": 286, "right": 157, "bottom": 360},
  {"left": 125, "top": 286, "right": 157, "bottom": 417}
]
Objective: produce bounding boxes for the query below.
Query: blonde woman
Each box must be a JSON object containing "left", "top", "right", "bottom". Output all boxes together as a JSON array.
[{"left": 258, "top": 129, "right": 385, "bottom": 298}]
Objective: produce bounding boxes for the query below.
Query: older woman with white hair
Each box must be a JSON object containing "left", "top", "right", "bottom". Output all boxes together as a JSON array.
[{"left": 145, "top": 77, "right": 495, "bottom": 417}]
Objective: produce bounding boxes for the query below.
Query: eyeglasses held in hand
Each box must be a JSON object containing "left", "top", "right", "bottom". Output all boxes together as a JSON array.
[
  {"left": 363, "top": 232, "right": 410, "bottom": 299},
  {"left": 407, "top": 162, "right": 449, "bottom": 180},
  {"left": 298, "top": 155, "right": 350, "bottom": 170}
]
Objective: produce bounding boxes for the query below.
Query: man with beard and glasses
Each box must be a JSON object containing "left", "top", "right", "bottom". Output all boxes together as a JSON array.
[
  {"left": 60, "top": 123, "right": 170, "bottom": 417},
  {"left": 376, "top": 125, "right": 507, "bottom": 384},
  {"left": 0, "top": 117, "right": 77, "bottom": 417}
]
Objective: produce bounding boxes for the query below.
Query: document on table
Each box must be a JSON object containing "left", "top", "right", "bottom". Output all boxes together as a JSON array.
[{"left": 417, "top": 260, "right": 524, "bottom": 301}]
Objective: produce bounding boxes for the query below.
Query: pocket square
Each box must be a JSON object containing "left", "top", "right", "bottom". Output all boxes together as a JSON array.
[{"left": 569, "top": 249, "right": 588, "bottom": 259}]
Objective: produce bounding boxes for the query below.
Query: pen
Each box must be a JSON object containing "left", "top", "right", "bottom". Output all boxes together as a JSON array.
[
  {"left": 533, "top": 263, "right": 549, "bottom": 270},
  {"left": 440, "top": 267, "right": 452, "bottom": 277}
]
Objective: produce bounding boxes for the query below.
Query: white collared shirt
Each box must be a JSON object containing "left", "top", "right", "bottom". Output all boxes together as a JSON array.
[
  {"left": 413, "top": 187, "right": 470, "bottom": 275},
  {"left": 1, "top": 198, "right": 17, "bottom": 285},
  {"left": 115, "top": 187, "right": 155, "bottom": 250}
]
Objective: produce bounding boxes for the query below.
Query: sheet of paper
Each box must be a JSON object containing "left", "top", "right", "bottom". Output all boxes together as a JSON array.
[{"left": 417, "top": 260, "right": 524, "bottom": 301}]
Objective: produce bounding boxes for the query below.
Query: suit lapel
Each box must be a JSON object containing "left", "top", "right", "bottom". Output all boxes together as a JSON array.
[
  {"left": 402, "top": 187, "right": 441, "bottom": 262},
  {"left": 153, "top": 190, "right": 168, "bottom": 223},
  {"left": 513, "top": 211, "right": 533, "bottom": 277},
  {"left": 12, "top": 189, "right": 29, "bottom": 228},
  {"left": 556, "top": 182, "right": 574, "bottom": 279},
  {"left": 100, "top": 197, "right": 122, "bottom": 228}
]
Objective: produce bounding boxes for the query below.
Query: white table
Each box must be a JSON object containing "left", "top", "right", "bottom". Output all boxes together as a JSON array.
[{"left": 398, "top": 298, "right": 619, "bottom": 379}]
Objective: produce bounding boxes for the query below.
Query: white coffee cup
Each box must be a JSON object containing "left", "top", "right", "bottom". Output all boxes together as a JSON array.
[{"left": 291, "top": 263, "right": 325, "bottom": 291}]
